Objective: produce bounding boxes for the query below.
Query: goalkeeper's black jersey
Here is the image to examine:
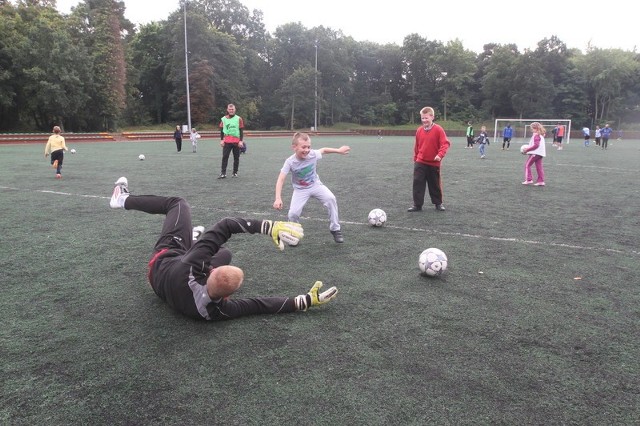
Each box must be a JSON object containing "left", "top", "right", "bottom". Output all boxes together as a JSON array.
[{"left": 149, "top": 217, "right": 296, "bottom": 320}]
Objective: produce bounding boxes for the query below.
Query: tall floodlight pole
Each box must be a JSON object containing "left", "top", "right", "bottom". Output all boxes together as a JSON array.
[
  {"left": 183, "top": 1, "right": 192, "bottom": 132},
  {"left": 441, "top": 72, "right": 448, "bottom": 121},
  {"left": 314, "top": 40, "right": 318, "bottom": 132}
]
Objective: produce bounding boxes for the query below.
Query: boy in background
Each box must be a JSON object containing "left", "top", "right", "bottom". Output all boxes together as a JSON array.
[
  {"left": 476, "top": 125, "right": 489, "bottom": 159},
  {"left": 502, "top": 123, "right": 513, "bottom": 150},
  {"left": 601, "top": 124, "right": 613, "bottom": 149},
  {"left": 555, "top": 122, "right": 565, "bottom": 150},
  {"left": 408, "top": 107, "right": 450, "bottom": 212},
  {"left": 582, "top": 126, "right": 591, "bottom": 147}
]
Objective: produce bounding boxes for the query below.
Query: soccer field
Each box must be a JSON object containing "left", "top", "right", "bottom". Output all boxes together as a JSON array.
[{"left": 1, "top": 135, "right": 639, "bottom": 424}]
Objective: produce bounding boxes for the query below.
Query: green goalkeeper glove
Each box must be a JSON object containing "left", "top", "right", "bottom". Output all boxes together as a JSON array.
[
  {"left": 261, "top": 220, "right": 304, "bottom": 251},
  {"left": 294, "top": 281, "right": 338, "bottom": 311}
]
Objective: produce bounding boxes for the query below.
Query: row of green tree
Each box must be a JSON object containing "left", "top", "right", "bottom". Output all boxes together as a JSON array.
[{"left": 1, "top": 0, "right": 639, "bottom": 132}]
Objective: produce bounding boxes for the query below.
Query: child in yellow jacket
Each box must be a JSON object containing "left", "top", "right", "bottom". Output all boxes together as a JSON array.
[{"left": 44, "top": 126, "right": 68, "bottom": 178}]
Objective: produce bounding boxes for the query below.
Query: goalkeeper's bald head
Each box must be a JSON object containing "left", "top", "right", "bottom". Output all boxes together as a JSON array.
[{"left": 207, "top": 265, "right": 244, "bottom": 299}]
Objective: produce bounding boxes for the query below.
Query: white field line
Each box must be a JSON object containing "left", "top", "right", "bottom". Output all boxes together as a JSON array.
[{"left": 3, "top": 185, "right": 638, "bottom": 257}]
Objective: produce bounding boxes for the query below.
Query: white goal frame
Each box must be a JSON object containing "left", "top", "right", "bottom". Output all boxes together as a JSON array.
[{"left": 493, "top": 119, "right": 572, "bottom": 145}]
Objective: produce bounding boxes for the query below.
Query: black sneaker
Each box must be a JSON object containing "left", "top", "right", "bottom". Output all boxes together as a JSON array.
[
  {"left": 232, "top": 173, "right": 238, "bottom": 178},
  {"left": 218, "top": 174, "right": 226, "bottom": 179},
  {"left": 435, "top": 204, "right": 446, "bottom": 211},
  {"left": 407, "top": 206, "right": 422, "bottom": 212},
  {"left": 330, "top": 230, "right": 344, "bottom": 243}
]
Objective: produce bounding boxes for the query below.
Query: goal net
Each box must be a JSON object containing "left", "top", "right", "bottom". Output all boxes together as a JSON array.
[{"left": 493, "top": 119, "right": 572, "bottom": 145}]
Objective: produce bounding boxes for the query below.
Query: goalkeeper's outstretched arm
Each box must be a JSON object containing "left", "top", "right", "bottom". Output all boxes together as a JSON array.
[
  {"left": 206, "top": 280, "right": 338, "bottom": 320},
  {"left": 294, "top": 281, "right": 338, "bottom": 311},
  {"left": 183, "top": 218, "right": 304, "bottom": 268},
  {"left": 208, "top": 281, "right": 338, "bottom": 319}
]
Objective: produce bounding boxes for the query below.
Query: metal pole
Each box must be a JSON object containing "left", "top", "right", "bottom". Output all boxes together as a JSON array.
[
  {"left": 444, "top": 86, "right": 447, "bottom": 121},
  {"left": 441, "top": 72, "right": 448, "bottom": 121},
  {"left": 184, "top": 1, "right": 192, "bottom": 132},
  {"left": 314, "top": 40, "right": 318, "bottom": 132}
]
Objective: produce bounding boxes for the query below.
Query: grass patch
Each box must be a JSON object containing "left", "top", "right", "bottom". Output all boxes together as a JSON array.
[{"left": 1, "top": 135, "right": 639, "bottom": 424}]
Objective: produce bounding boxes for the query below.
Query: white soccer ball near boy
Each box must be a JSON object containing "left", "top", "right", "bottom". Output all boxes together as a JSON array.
[
  {"left": 70, "top": 148, "right": 76, "bottom": 154},
  {"left": 367, "top": 208, "right": 387, "bottom": 227},
  {"left": 138, "top": 154, "right": 145, "bottom": 160},
  {"left": 520, "top": 145, "right": 528, "bottom": 154},
  {"left": 419, "top": 248, "right": 448, "bottom": 277}
]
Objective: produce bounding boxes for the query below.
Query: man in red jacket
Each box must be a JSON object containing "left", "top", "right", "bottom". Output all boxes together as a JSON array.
[{"left": 408, "top": 106, "right": 451, "bottom": 212}]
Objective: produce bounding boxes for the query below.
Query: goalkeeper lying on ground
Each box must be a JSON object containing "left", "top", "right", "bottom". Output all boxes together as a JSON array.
[{"left": 109, "top": 177, "right": 338, "bottom": 321}]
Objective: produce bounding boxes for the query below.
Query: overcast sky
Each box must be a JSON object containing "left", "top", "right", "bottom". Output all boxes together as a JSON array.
[{"left": 56, "top": 0, "right": 637, "bottom": 54}]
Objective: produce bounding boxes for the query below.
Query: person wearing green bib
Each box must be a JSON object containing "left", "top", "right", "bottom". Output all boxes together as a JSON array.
[{"left": 218, "top": 104, "right": 245, "bottom": 179}]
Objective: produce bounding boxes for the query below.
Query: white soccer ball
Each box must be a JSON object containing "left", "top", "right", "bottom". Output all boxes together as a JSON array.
[
  {"left": 367, "top": 208, "right": 387, "bottom": 227},
  {"left": 419, "top": 248, "right": 448, "bottom": 277},
  {"left": 138, "top": 154, "right": 145, "bottom": 160},
  {"left": 520, "top": 145, "right": 528, "bottom": 154},
  {"left": 70, "top": 148, "right": 76, "bottom": 154}
]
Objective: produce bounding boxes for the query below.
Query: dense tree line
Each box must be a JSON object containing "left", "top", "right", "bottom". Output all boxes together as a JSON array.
[{"left": 1, "top": 0, "right": 639, "bottom": 132}]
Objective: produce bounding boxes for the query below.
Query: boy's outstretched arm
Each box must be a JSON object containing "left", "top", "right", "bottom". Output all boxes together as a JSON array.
[
  {"left": 273, "top": 172, "right": 287, "bottom": 210},
  {"left": 319, "top": 145, "right": 350, "bottom": 155}
]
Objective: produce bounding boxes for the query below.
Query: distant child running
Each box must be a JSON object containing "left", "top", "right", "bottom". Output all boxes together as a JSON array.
[
  {"left": 476, "top": 126, "right": 489, "bottom": 159},
  {"left": 582, "top": 126, "right": 591, "bottom": 147},
  {"left": 521, "top": 122, "right": 546, "bottom": 186},
  {"left": 502, "top": 123, "right": 513, "bottom": 150},
  {"left": 190, "top": 127, "right": 201, "bottom": 153},
  {"left": 273, "top": 132, "right": 351, "bottom": 243},
  {"left": 44, "top": 125, "right": 68, "bottom": 179}
]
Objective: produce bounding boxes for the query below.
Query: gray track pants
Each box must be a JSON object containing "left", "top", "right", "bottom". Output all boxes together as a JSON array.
[{"left": 288, "top": 184, "right": 340, "bottom": 231}]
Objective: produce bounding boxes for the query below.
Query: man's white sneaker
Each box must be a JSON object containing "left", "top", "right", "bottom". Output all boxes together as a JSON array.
[
  {"left": 114, "top": 176, "right": 128, "bottom": 189},
  {"left": 110, "top": 177, "right": 130, "bottom": 209},
  {"left": 192, "top": 226, "right": 205, "bottom": 241}
]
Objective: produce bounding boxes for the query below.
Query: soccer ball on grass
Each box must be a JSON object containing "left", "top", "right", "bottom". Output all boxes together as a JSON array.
[
  {"left": 138, "top": 154, "right": 145, "bottom": 160},
  {"left": 418, "top": 248, "right": 448, "bottom": 277},
  {"left": 70, "top": 148, "right": 76, "bottom": 154},
  {"left": 367, "top": 208, "right": 387, "bottom": 227}
]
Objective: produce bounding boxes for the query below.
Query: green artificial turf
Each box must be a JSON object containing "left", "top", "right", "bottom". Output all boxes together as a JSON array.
[{"left": 1, "top": 135, "right": 639, "bottom": 424}]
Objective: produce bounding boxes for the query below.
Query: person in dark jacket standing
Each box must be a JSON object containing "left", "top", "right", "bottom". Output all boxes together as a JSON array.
[{"left": 173, "top": 125, "right": 183, "bottom": 152}]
